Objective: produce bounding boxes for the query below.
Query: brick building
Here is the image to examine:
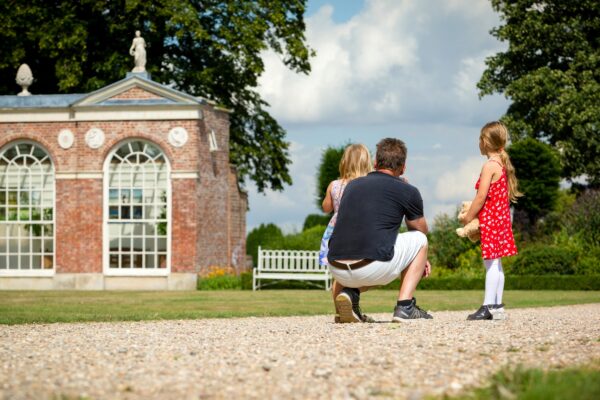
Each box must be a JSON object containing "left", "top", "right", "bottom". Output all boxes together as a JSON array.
[{"left": 0, "top": 70, "right": 247, "bottom": 290}]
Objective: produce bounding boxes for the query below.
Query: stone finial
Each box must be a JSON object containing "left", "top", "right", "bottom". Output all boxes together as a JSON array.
[
  {"left": 16, "top": 64, "right": 34, "bottom": 96},
  {"left": 129, "top": 30, "right": 147, "bottom": 72}
]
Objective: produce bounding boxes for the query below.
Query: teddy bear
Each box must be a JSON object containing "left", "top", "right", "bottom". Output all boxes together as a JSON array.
[{"left": 456, "top": 201, "right": 480, "bottom": 242}]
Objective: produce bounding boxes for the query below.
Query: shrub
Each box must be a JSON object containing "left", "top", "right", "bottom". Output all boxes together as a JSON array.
[
  {"left": 281, "top": 225, "right": 325, "bottom": 251},
  {"left": 303, "top": 214, "right": 331, "bottom": 231},
  {"left": 246, "top": 223, "right": 284, "bottom": 266},
  {"left": 197, "top": 274, "right": 241, "bottom": 290},
  {"left": 428, "top": 212, "right": 479, "bottom": 270},
  {"left": 510, "top": 244, "right": 578, "bottom": 275},
  {"left": 564, "top": 189, "right": 600, "bottom": 247}
]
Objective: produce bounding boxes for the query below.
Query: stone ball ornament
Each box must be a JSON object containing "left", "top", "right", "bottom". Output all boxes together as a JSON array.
[
  {"left": 16, "top": 64, "right": 34, "bottom": 96},
  {"left": 85, "top": 128, "right": 106, "bottom": 149},
  {"left": 57, "top": 129, "right": 75, "bottom": 149},
  {"left": 168, "top": 127, "right": 189, "bottom": 147}
]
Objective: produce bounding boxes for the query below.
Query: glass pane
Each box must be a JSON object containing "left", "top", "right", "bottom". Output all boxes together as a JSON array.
[
  {"left": 144, "top": 238, "right": 155, "bottom": 252},
  {"left": 8, "top": 207, "right": 17, "bottom": 221},
  {"left": 158, "top": 254, "right": 167, "bottom": 268},
  {"left": 133, "top": 206, "right": 142, "bottom": 219},
  {"left": 120, "top": 206, "right": 131, "bottom": 219},
  {"left": 8, "top": 254, "right": 18, "bottom": 269},
  {"left": 18, "top": 208, "right": 30, "bottom": 221},
  {"left": 145, "top": 144, "right": 159, "bottom": 158},
  {"left": 144, "top": 206, "right": 154, "bottom": 219},
  {"left": 144, "top": 189, "right": 154, "bottom": 203},
  {"left": 132, "top": 237, "right": 143, "bottom": 252},
  {"left": 121, "top": 237, "right": 131, "bottom": 251},
  {"left": 9, "top": 239, "right": 18, "bottom": 252},
  {"left": 109, "top": 254, "right": 119, "bottom": 268},
  {"left": 121, "top": 254, "right": 131, "bottom": 268},
  {"left": 20, "top": 255, "right": 31, "bottom": 269},
  {"left": 32, "top": 239, "right": 42, "bottom": 252},
  {"left": 0, "top": 207, "right": 5, "bottom": 220},
  {"left": 144, "top": 224, "right": 155, "bottom": 236},
  {"left": 32, "top": 255, "right": 41, "bottom": 269},
  {"left": 133, "top": 254, "right": 143, "bottom": 268},
  {"left": 8, "top": 191, "right": 17, "bottom": 205},
  {"left": 43, "top": 255, "right": 53, "bottom": 269},
  {"left": 132, "top": 224, "right": 144, "bottom": 236},
  {"left": 31, "top": 208, "right": 41, "bottom": 221},
  {"left": 19, "top": 192, "right": 29, "bottom": 205},
  {"left": 42, "top": 208, "right": 52, "bottom": 221},
  {"left": 31, "top": 223, "right": 43, "bottom": 237},
  {"left": 17, "top": 144, "right": 31, "bottom": 155},
  {"left": 32, "top": 146, "right": 46, "bottom": 160},
  {"left": 109, "top": 206, "right": 119, "bottom": 219},
  {"left": 145, "top": 254, "right": 156, "bottom": 269},
  {"left": 0, "top": 255, "right": 6, "bottom": 269},
  {"left": 116, "top": 145, "right": 130, "bottom": 159},
  {"left": 130, "top": 141, "right": 143, "bottom": 153},
  {"left": 0, "top": 191, "right": 4, "bottom": 204},
  {"left": 157, "top": 222, "right": 167, "bottom": 236},
  {"left": 43, "top": 239, "right": 53, "bottom": 253},
  {"left": 132, "top": 189, "right": 143, "bottom": 203},
  {"left": 31, "top": 191, "right": 41, "bottom": 205},
  {"left": 109, "top": 189, "right": 119, "bottom": 204},
  {"left": 44, "top": 224, "right": 53, "bottom": 236},
  {"left": 157, "top": 237, "right": 167, "bottom": 252},
  {"left": 121, "top": 189, "right": 131, "bottom": 204}
]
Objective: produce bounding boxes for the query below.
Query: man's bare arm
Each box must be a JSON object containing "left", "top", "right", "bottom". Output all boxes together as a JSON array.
[{"left": 405, "top": 216, "right": 428, "bottom": 235}]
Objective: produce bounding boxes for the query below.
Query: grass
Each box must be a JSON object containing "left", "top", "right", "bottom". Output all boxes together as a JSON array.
[
  {"left": 449, "top": 361, "right": 600, "bottom": 400},
  {"left": 0, "top": 290, "right": 598, "bottom": 325}
]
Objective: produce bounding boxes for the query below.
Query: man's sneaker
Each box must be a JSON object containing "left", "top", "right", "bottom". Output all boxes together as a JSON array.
[
  {"left": 392, "top": 298, "right": 433, "bottom": 322},
  {"left": 489, "top": 303, "right": 507, "bottom": 320},
  {"left": 335, "top": 288, "right": 362, "bottom": 323},
  {"left": 467, "top": 305, "right": 493, "bottom": 320}
]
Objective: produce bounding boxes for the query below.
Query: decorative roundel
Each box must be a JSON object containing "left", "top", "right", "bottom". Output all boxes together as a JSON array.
[
  {"left": 85, "top": 128, "right": 105, "bottom": 149},
  {"left": 168, "top": 127, "right": 189, "bottom": 148},
  {"left": 57, "top": 129, "right": 74, "bottom": 149}
]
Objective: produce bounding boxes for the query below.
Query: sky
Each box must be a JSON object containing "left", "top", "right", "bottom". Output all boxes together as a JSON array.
[{"left": 247, "top": 0, "right": 510, "bottom": 233}]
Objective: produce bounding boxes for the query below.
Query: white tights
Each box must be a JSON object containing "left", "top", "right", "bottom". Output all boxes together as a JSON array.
[{"left": 483, "top": 258, "right": 504, "bottom": 306}]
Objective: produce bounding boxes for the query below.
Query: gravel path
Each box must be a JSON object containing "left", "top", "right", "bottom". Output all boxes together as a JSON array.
[{"left": 1, "top": 303, "right": 599, "bottom": 400}]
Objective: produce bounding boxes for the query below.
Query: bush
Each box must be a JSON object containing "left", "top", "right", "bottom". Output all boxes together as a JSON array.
[
  {"left": 303, "top": 214, "right": 331, "bottom": 231},
  {"left": 246, "top": 223, "right": 284, "bottom": 266},
  {"left": 197, "top": 274, "right": 241, "bottom": 290},
  {"left": 377, "top": 275, "right": 600, "bottom": 290},
  {"left": 564, "top": 189, "right": 600, "bottom": 247},
  {"left": 428, "top": 212, "right": 479, "bottom": 271},
  {"left": 280, "top": 225, "right": 325, "bottom": 251},
  {"left": 510, "top": 244, "right": 578, "bottom": 275}
]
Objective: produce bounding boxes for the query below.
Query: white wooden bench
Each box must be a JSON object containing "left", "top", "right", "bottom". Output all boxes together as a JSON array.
[{"left": 252, "top": 247, "right": 332, "bottom": 291}]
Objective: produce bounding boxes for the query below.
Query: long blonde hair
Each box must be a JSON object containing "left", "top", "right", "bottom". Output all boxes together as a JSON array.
[
  {"left": 480, "top": 121, "right": 522, "bottom": 203},
  {"left": 339, "top": 143, "right": 373, "bottom": 181}
]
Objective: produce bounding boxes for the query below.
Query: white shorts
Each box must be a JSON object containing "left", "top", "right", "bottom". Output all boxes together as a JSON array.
[{"left": 328, "top": 231, "right": 427, "bottom": 288}]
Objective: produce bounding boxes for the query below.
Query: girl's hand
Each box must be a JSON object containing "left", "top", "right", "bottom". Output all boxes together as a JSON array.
[
  {"left": 322, "top": 181, "right": 335, "bottom": 213},
  {"left": 423, "top": 260, "right": 431, "bottom": 278}
]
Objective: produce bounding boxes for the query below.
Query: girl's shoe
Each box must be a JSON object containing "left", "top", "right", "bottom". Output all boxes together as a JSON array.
[
  {"left": 489, "top": 303, "right": 507, "bottom": 320},
  {"left": 467, "top": 305, "right": 493, "bottom": 320}
]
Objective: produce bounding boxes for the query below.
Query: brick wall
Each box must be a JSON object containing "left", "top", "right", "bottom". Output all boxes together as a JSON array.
[{"left": 0, "top": 107, "right": 246, "bottom": 276}]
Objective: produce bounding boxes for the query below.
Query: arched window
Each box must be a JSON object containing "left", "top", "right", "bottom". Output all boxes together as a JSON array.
[
  {"left": 0, "top": 142, "right": 54, "bottom": 273},
  {"left": 104, "top": 140, "right": 170, "bottom": 274}
]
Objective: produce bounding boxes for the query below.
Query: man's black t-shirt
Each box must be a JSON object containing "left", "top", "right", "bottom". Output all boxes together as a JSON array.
[{"left": 328, "top": 171, "right": 424, "bottom": 262}]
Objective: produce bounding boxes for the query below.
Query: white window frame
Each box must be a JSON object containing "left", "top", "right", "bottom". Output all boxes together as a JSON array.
[
  {"left": 0, "top": 141, "right": 55, "bottom": 277},
  {"left": 102, "top": 140, "right": 171, "bottom": 276}
]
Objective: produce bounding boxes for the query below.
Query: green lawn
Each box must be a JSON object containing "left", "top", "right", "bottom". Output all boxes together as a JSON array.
[
  {"left": 0, "top": 290, "right": 599, "bottom": 325},
  {"left": 450, "top": 361, "right": 600, "bottom": 400}
]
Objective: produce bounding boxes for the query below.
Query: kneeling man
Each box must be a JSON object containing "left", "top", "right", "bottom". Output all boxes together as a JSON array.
[{"left": 328, "top": 138, "right": 432, "bottom": 323}]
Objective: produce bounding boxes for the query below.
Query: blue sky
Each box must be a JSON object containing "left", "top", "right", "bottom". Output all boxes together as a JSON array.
[{"left": 248, "top": 0, "right": 510, "bottom": 233}]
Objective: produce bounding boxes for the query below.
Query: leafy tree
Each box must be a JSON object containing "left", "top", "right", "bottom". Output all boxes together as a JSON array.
[
  {"left": 302, "top": 214, "right": 330, "bottom": 231},
  {"left": 0, "top": 0, "right": 314, "bottom": 192},
  {"left": 479, "top": 0, "right": 600, "bottom": 186},
  {"left": 316, "top": 145, "right": 344, "bottom": 208},
  {"left": 246, "top": 223, "right": 284, "bottom": 267},
  {"left": 507, "top": 137, "right": 561, "bottom": 229}
]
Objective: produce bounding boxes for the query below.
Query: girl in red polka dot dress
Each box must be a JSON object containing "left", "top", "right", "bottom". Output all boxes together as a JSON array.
[{"left": 462, "top": 121, "right": 522, "bottom": 321}]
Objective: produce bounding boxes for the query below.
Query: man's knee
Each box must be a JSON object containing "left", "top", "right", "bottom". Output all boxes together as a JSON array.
[{"left": 413, "top": 231, "right": 428, "bottom": 249}]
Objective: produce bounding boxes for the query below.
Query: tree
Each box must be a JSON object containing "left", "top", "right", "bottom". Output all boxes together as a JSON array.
[
  {"left": 0, "top": 0, "right": 314, "bottom": 192},
  {"left": 479, "top": 0, "right": 600, "bottom": 186},
  {"left": 246, "top": 223, "right": 283, "bottom": 266},
  {"left": 316, "top": 145, "right": 344, "bottom": 208},
  {"left": 507, "top": 137, "right": 561, "bottom": 230},
  {"left": 302, "top": 214, "right": 330, "bottom": 231}
]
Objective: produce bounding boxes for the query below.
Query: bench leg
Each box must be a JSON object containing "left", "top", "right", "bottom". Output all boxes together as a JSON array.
[{"left": 252, "top": 272, "right": 258, "bottom": 291}]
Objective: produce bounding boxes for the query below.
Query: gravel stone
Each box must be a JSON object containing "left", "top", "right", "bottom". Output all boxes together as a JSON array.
[{"left": 0, "top": 304, "right": 599, "bottom": 399}]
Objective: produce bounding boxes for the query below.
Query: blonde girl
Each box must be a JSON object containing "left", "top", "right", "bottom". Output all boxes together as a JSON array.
[
  {"left": 463, "top": 121, "right": 521, "bottom": 321},
  {"left": 319, "top": 144, "right": 372, "bottom": 322}
]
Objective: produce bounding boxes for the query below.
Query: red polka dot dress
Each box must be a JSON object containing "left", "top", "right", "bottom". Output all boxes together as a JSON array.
[{"left": 475, "top": 161, "right": 518, "bottom": 260}]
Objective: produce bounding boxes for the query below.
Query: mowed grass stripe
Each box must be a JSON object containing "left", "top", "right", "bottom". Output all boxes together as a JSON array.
[{"left": 0, "top": 290, "right": 599, "bottom": 325}]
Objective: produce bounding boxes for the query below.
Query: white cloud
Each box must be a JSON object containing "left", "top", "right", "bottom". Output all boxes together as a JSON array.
[
  {"left": 258, "top": 0, "right": 505, "bottom": 126},
  {"left": 435, "top": 156, "right": 482, "bottom": 202}
]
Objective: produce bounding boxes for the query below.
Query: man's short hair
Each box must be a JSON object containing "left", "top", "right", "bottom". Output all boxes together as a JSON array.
[{"left": 376, "top": 138, "right": 407, "bottom": 171}]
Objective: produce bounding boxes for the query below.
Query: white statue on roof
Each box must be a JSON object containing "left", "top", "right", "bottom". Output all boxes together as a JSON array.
[
  {"left": 16, "top": 64, "right": 33, "bottom": 96},
  {"left": 129, "top": 30, "right": 147, "bottom": 72}
]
